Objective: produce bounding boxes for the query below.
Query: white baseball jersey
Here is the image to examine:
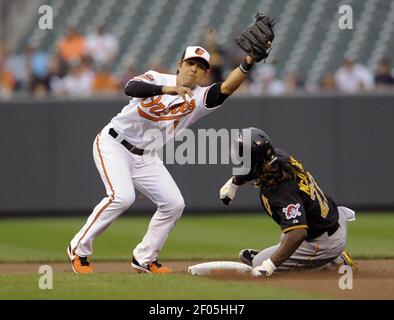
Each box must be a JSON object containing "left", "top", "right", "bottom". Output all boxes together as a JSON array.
[{"left": 110, "top": 70, "right": 222, "bottom": 149}]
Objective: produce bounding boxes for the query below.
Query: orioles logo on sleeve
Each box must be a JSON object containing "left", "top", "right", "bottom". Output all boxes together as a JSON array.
[
  {"left": 282, "top": 203, "right": 301, "bottom": 220},
  {"left": 137, "top": 96, "right": 196, "bottom": 121},
  {"left": 134, "top": 73, "right": 155, "bottom": 82}
]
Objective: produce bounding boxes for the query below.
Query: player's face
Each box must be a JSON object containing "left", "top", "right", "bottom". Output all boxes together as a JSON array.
[{"left": 177, "top": 59, "right": 209, "bottom": 88}]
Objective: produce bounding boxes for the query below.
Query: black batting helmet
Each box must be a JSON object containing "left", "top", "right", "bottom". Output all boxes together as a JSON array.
[{"left": 233, "top": 127, "right": 277, "bottom": 165}]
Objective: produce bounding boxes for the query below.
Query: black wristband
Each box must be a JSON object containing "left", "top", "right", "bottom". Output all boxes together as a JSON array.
[{"left": 239, "top": 59, "right": 254, "bottom": 74}]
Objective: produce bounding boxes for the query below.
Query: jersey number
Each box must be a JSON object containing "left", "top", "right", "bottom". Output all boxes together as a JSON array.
[{"left": 307, "top": 173, "right": 329, "bottom": 218}]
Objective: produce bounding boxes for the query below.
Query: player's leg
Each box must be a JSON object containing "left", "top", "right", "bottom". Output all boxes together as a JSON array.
[
  {"left": 251, "top": 236, "right": 333, "bottom": 270},
  {"left": 249, "top": 245, "right": 280, "bottom": 267},
  {"left": 131, "top": 156, "right": 185, "bottom": 270},
  {"left": 68, "top": 130, "right": 136, "bottom": 264},
  {"left": 252, "top": 210, "right": 351, "bottom": 271},
  {"left": 318, "top": 206, "right": 356, "bottom": 269},
  {"left": 288, "top": 207, "right": 355, "bottom": 270}
]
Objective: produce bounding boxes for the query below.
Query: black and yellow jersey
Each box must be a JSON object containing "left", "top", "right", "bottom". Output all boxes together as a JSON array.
[{"left": 259, "top": 149, "right": 339, "bottom": 240}]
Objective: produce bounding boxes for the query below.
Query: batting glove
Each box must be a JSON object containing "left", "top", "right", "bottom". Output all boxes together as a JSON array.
[
  {"left": 220, "top": 177, "right": 238, "bottom": 205},
  {"left": 251, "top": 258, "right": 276, "bottom": 277}
]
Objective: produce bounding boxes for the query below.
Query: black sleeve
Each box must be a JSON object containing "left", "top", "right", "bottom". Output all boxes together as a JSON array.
[
  {"left": 205, "top": 82, "right": 230, "bottom": 108},
  {"left": 124, "top": 81, "right": 163, "bottom": 98},
  {"left": 270, "top": 183, "right": 308, "bottom": 233}
]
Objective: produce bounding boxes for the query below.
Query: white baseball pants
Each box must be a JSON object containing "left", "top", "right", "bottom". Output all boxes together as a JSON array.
[{"left": 69, "top": 125, "right": 185, "bottom": 267}]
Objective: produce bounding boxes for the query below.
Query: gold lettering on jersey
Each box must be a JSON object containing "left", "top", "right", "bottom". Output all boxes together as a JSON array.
[
  {"left": 290, "top": 156, "right": 311, "bottom": 196},
  {"left": 289, "top": 156, "right": 305, "bottom": 170},
  {"left": 307, "top": 172, "right": 330, "bottom": 218},
  {"left": 138, "top": 96, "right": 196, "bottom": 121},
  {"left": 298, "top": 172, "right": 310, "bottom": 195},
  {"left": 290, "top": 156, "right": 329, "bottom": 219},
  {"left": 261, "top": 195, "right": 273, "bottom": 217}
]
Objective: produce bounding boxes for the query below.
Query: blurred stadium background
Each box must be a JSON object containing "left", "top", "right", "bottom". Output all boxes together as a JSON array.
[
  {"left": 1, "top": 0, "right": 394, "bottom": 98},
  {"left": 0, "top": 0, "right": 393, "bottom": 216}
]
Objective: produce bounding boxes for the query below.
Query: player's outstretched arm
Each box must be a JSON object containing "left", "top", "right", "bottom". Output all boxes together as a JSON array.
[
  {"left": 219, "top": 177, "right": 239, "bottom": 205},
  {"left": 220, "top": 55, "right": 255, "bottom": 95},
  {"left": 270, "top": 228, "right": 307, "bottom": 266},
  {"left": 251, "top": 228, "right": 307, "bottom": 277}
]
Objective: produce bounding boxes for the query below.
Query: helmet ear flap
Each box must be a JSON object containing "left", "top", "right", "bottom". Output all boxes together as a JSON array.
[{"left": 232, "top": 127, "right": 277, "bottom": 167}]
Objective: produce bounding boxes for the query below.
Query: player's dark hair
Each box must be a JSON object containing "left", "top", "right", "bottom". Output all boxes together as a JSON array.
[{"left": 255, "top": 156, "right": 309, "bottom": 190}]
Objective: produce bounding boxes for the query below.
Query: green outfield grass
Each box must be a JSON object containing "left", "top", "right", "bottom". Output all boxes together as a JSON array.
[
  {"left": 0, "top": 213, "right": 392, "bottom": 299},
  {"left": 0, "top": 213, "right": 393, "bottom": 262},
  {"left": 0, "top": 273, "right": 322, "bottom": 300}
]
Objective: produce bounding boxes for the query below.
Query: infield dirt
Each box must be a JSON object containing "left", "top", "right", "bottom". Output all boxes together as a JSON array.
[{"left": 1, "top": 259, "right": 393, "bottom": 299}]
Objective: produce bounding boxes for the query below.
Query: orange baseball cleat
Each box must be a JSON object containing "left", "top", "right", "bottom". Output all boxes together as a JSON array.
[
  {"left": 71, "top": 255, "right": 94, "bottom": 274},
  {"left": 131, "top": 257, "right": 173, "bottom": 274}
]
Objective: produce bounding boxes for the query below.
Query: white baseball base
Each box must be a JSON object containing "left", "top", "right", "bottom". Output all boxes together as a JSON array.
[{"left": 188, "top": 261, "right": 252, "bottom": 275}]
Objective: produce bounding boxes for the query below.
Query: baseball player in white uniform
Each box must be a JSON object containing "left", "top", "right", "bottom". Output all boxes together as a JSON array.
[{"left": 67, "top": 45, "right": 269, "bottom": 274}]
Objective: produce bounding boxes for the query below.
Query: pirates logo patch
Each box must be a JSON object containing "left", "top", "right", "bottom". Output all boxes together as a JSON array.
[{"left": 282, "top": 203, "right": 301, "bottom": 220}]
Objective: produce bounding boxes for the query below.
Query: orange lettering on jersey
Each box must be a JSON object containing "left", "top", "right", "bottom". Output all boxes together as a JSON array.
[
  {"left": 140, "top": 96, "right": 162, "bottom": 108},
  {"left": 150, "top": 104, "right": 167, "bottom": 116},
  {"left": 137, "top": 99, "right": 196, "bottom": 122}
]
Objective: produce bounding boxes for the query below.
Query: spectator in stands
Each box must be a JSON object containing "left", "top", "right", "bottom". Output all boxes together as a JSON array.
[
  {"left": 147, "top": 56, "right": 170, "bottom": 74},
  {"left": 224, "top": 35, "right": 252, "bottom": 95},
  {"left": 283, "top": 70, "right": 304, "bottom": 94},
  {"left": 92, "top": 64, "right": 119, "bottom": 95},
  {"left": 0, "top": 55, "right": 15, "bottom": 99},
  {"left": 48, "top": 53, "right": 67, "bottom": 96},
  {"left": 4, "top": 44, "right": 31, "bottom": 92},
  {"left": 5, "top": 41, "right": 50, "bottom": 95},
  {"left": 250, "top": 64, "right": 284, "bottom": 95},
  {"left": 50, "top": 51, "right": 69, "bottom": 78},
  {"left": 201, "top": 28, "right": 225, "bottom": 85},
  {"left": 57, "top": 58, "right": 94, "bottom": 98},
  {"left": 28, "top": 41, "right": 50, "bottom": 94},
  {"left": 57, "top": 27, "right": 86, "bottom": 63},
  {"left": 374, "top": 57, "right": 394, "bottom": 91},
  {"left": 120, "top": 64, "right": 138, "bottom": 88},
  {"left": 335, "top": 57, "right": 374, "bottom": 93},
  {"left": 226, "top": 30, "right": 247, "bottom": 70},
  {"left": 320, "top": 72, "right": 337, "bottom": 92},
  {"left": 86, "top": 24, "right": 119, "bottom": 68}
]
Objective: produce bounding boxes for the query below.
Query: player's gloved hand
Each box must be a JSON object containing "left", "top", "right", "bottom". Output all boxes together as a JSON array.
[
  {"left": 235, "top": 13, "right": 275, "bottom": 62},
  {"left": 251, "top": 258, "right": 276, "bottom": 277},
  {"left": 220, "top": 177, "right": 238, "bottom": 205}
]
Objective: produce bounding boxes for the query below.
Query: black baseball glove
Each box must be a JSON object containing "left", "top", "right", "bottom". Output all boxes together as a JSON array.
[{"left": 235, "top": 13, "right": 275, "bottom": 62}]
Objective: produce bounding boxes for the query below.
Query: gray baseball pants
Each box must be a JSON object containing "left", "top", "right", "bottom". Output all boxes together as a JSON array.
[{"left": 252, "top": 206, "right": 356, "bottom": 270}]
